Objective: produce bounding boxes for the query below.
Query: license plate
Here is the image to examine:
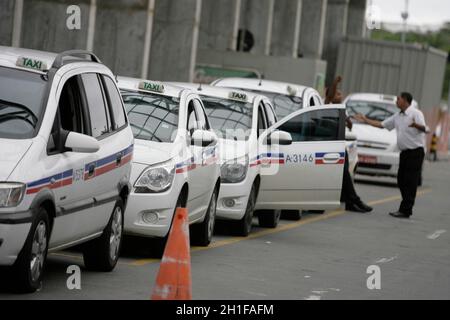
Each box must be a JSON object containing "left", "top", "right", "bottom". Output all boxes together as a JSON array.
[{"left": 359, "top": 155, "right": 377, "bottom": 164}]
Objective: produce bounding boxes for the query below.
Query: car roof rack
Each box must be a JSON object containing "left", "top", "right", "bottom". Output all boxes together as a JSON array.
[{"left": 52, "top": 50, "right": 102, "bottom": 69}]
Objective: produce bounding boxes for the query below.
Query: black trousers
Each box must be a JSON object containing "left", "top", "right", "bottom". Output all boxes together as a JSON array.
[
  {"left": 398, "top": 148, "right": 425, "bottom": 216},
  {"left": 341, "top": 152, "right": 361, "bottom": 204}
]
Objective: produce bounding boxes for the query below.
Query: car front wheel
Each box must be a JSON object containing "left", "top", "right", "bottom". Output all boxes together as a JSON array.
[{"left": 83, "top": 199, "right": 124, "bottom": 272}]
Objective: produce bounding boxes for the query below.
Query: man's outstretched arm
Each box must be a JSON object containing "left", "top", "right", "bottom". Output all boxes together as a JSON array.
[{"left": 353, "top": 114, "right": 384, "bottom": 129}]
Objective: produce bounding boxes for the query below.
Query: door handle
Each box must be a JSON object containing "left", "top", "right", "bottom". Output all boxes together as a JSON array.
[
  {"left": 323, "top": 153, "right": 341, "bottom": 163},
  {"left": 88, "top": 164, "right": 96, "bottom": 177},
  {"left": 116, "top": 153, "right": 122, "bottom": 166}
]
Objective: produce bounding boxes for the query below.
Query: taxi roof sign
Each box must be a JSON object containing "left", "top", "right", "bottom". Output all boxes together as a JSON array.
[
  {"left": 229, "top": 91, "right": 248, "bottom": 102},
  {"left": 16, "top": 56, "right": 48, "bottom": 71},
  {"left": 286, "top": 85, "right": 297, "bottom": 96},
  {"left": 139, "top": 81, "right": 165, "bottom": 93}
]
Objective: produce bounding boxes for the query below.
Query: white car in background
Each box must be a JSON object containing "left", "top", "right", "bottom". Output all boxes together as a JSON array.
[
  {"left": 118, "top": 78, "right": 221, "bottom": 247},
  {"left": 213, "top": 77, "right": 358, "bottom": 180},
  {"left": 345, "top": 93, "right": 401, "bottom": 179},
  {"left": 173, "top": 83, "right": 348, "bottom": 235}
]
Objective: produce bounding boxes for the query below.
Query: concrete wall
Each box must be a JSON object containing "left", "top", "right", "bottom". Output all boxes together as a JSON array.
[
  {"left": 239, "top": 0, "right": 273, "bottom": 55},
  {"left": 148, "top": 0, "right": 200, "bottom": 82},
  {"left": 299, "top": 0, "right": 327, "bottom": 59},
  {"left": 93, "top": 0, "right": 147, "bottom": 77},
  {"left": 197, "top": 49, "right": 327, "bottom": 89},
  {"left": 21, "top": 0, "right": 90, "bottom": 52},
  {"left": 346, "top": 0, "right": 366, "bottom": 37},
  {"left": 0, "top": 0, "right": 15, "bottom": 46},
  {"left": 198, "top": 0, "right": 235, "bottom": 51},
  {"left": 270, "top": 0, "right": 300, "bottom": 57}
]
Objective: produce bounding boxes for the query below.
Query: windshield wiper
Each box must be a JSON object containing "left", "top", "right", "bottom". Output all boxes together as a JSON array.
[{"left": 0, "top": 99, "right": 38, "bottom": 127}]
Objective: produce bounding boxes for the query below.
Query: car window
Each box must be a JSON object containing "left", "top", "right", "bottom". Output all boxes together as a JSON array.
[
  {"left": 309, "top": 96, "right": 315, "bottom": 107},
  {"left": 81, "top": 73, "right": 110, "bottom": 138},
  {"left": 257, "top": 103, "right": 268, "bottom": 137},
  {"left": 102, "top": 76, "right": 127, "bottom": 130},
  {"left": 0, "top": 67, "right": 46, "bottom": 139},
  {"left": 278, "top": 109, "right": 341, "bottom": 142},
  {"left": 201, "top": 96, "right": 253, "bottom": 141},
  {"left": 121, "top": 90, "right": 179, "bottom": 143},
  {"left": 264, "top": 101, "right": 276, "bottom": 127},
  {"left": 187, "top": 101, "right": 199, "bottom": 135},
  {"left": 58, "top": 75, "right": 86, "bottom": 135},
  {"left": 346, "top": 100, "right": 396, "bottom": 121},
  {"left": 193, "top": 99, "right": 208, "bottom": 130}
]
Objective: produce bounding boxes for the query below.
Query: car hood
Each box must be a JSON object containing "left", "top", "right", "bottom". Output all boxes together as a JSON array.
[
  {"left": 0, "top": 139, "right": 33, "bottom": 181},
  {"left": 352, "top": 124, "right": 397, "bottom": 145},
  {"left": 219, "top": 138, "right": 250, "bottom": 162},
  {"left": 132, "top": 139, "right": 176, "bottom": 166}
]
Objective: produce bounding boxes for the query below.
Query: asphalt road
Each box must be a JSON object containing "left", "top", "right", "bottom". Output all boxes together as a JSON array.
[{"left": 1, "top": 160, "right": 449, "bottom": 300}]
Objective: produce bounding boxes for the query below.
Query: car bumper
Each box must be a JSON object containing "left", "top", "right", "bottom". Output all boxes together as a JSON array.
[
  {"left": 216, "top": 180, "right": 252, "bottom": 221},
  {"left": 124, "top": 190, "right": 178, "bottom": 238},
  {"left": 0, "top": 221, "right": 32, "bottom": 266},
  {"left": 356, "top": 149, "right": 399, "bottom": 177}
]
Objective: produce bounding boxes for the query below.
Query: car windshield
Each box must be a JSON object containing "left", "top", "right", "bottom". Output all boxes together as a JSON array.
[
  {"left": 201, "top": 95, "right": 253, "bottom": 141},
  {"left": 121, "top": 90, "right": 180, "bottom": 143},
  {"left": 235, "top": 89, "right": 302, "bottom": 119},
  {"left": 0, "top": 67, "right": 47, "bottom": 139},
  {"left": 346, "top": 100, "right": 397, "bottom": 122}
]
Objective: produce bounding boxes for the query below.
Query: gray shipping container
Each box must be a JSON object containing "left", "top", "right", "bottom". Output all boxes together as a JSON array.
[{"left": 336, "top": 37, "right": 448, "bottom": 108}]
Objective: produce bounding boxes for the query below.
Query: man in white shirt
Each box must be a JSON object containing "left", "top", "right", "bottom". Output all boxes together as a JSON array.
[{"left": 354, "top": 92, "right": 428, "bottom": 219}]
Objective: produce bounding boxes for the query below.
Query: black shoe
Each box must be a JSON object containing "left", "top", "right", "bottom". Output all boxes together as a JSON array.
[
  {"left": 355, "top": 201, "right": 373, "bottom": 212},
  {"left": 389, "top": 211, "right": 410, "bottom": 219},
  {"left": 346, "top": 202, "right": 368, "bottom": 213}
]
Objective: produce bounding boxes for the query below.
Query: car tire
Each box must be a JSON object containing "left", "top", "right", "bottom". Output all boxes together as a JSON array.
[
  {"left": 191, "top": 186, "right": 218, "bottom": 247},
  {"left": 257, "top": 209, "right": 281, "bottom": 228},
  {"left": 12, "top": 207, "right": 50, "bottom": 293},
  {"left": 83, "top": 199, "right": 124, "bottom": 272},
  {"left": 235, "top": 185, "right": 256, "bottom": 237},
  {"left": 281, "top": 210, "right": 302, "bottom": 221}
]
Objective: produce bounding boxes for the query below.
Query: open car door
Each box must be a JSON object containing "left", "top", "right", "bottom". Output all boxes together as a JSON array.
[{"left": 256, "top": 105, "right": 346, "bottom": 211}]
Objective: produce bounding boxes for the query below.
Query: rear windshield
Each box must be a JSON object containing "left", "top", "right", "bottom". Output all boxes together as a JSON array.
[
  {"left": 121, "top": 90, "right": 180, "bottom": 143},
  {"left": 201, "top": 96, "right": 253, "bottom": 141},
  {"left": 346, "top": 100, "right": 397, "bottom": 122},
  {"left": 0, "top": 67, "right": 47, "bottom": 139}
]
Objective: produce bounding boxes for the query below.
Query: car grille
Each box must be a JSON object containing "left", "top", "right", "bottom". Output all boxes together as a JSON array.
[
  {"left": 358, "top": 163, "right": 392, "bottom": 170},
  {"left": 357, "top": 140, "right": 389, "bottom": 150}
]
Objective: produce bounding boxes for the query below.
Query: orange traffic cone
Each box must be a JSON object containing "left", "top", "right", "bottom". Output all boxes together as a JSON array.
[{"left": 151, "top": 207, "right": 192, "bottom": 300}]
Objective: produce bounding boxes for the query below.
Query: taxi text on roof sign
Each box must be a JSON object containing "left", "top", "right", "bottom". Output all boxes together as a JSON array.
[
  {"left": 139, "top": 81, "right": 165, "bottom": 93},
  {"left": 16, "top": 57, "right": 48, "bottom": 71},
  {"left": 229, "top": 91, "right": 247, "bottom": 102}
]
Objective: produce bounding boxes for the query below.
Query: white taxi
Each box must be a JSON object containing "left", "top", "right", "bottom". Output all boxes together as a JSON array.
[
  {"left": 0, "top": 47, "right": 134, "bottom": 292},
  {"left": 345, "top": 93, "right": 400, "bottom": 178},
  {"left": 117, "top": 77, "right": 220, "bottom": 247},
  {"left": 173, "top": 83, "right": 348, "bottom": 236},
  {"left": 213, "top": 78, "right": 358, "bottom": 186}
]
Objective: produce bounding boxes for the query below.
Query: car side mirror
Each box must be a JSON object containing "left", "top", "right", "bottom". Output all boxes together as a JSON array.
[
  {"left": 191, "top": 130, "right": 216, "bottom": 147},
  {"left": 267, "top": 130, "right": 292, "bottom": 146},
  {"left": 345, "top": 131, "right": 357, "bottom": 141},
  {"left": 64, "top": 132, "right": 100, "bottom": 153}
]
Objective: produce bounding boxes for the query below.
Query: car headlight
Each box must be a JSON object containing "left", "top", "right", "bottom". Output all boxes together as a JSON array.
[
  {"left": 134, "top": 160, "right": 175, "bottom": 193},
  {"left": 0, "top": 183, "right": 26, "bottom": 208},
  {"left": 221, "top": 155, "right": 249, "bottom": 183}
]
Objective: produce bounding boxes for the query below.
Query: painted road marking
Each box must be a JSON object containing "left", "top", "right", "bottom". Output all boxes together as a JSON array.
[
  {"left": 427, "top": 230, "right": 446, "bottom": 240},
  {"left": 53, "top": 188, "right": 432, "bottom": 267},
  {"left": 375, "top": 255, "right": 398, "bottom": 264}
]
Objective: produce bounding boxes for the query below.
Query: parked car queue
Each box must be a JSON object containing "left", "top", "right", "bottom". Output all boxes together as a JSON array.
[{"left": 0, "top": 46, "right": 356, "bottom": 293}]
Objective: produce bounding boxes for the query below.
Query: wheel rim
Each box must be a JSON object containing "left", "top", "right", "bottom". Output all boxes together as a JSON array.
[
  {"left": 30, "top": 221, "right": 47, "bottom": 283},
  {"left": 245, "top": 189, "right": 255, "bottom": 232},
  {"left": 207, "top": 191, "right": 217, "bottom": 240},
  {"left": 109, "top": 206, "right": 123, "bottom": 261}
]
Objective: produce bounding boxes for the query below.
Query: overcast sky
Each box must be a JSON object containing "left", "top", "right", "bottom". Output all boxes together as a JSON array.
[{"left": 371, "top": 0, "right": 450, "bottom": 26}]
